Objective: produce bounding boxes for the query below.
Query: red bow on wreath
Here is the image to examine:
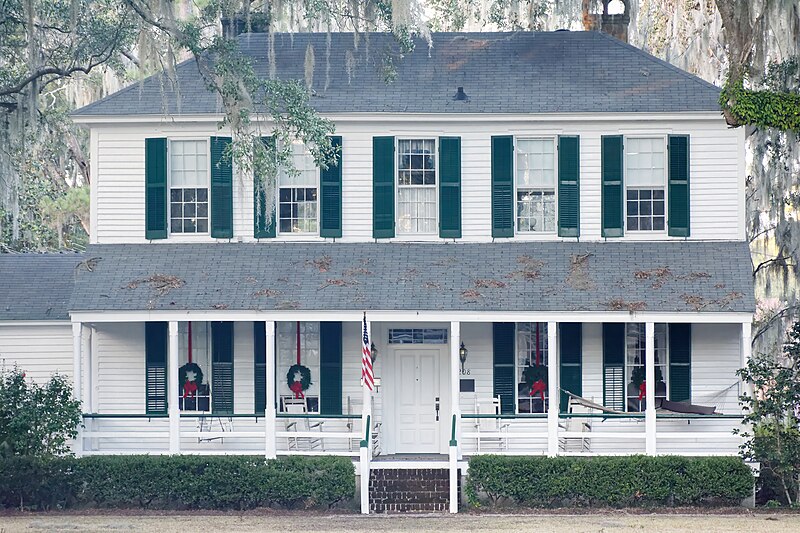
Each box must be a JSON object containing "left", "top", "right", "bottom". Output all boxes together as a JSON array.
[
  {"left": 183, "top": 380, "right": 198, "bottom": 398},
  {"left": 638, "top": 380, "right": 646, "bottom": 400},
  {"left": 289, "top": 381, "right": 305, "bottom": 399},
  {"left": 529, "top": 379, "right": 547, "bottom": 401}
]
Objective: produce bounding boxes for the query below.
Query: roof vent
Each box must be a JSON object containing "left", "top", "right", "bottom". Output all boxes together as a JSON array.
[{"left": 454, "top": 87, "right": 468, "bottom": 101}]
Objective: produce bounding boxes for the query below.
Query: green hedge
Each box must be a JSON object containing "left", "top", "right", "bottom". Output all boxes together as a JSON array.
[
  {"left": 466, "top": 455, "right": 753, "bottom": 508},
  {"left": 0, "top": 455, "right": 354, "bottom": 510}
]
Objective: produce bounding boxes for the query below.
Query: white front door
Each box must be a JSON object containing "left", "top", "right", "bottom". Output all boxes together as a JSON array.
[{"left": 394, "top": 348, "right": 441, "bottom": 453}]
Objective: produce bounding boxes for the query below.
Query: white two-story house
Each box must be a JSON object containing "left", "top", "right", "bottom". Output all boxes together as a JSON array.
[{"left": 0, "top": 30, "right": 754, "bottom": 511}]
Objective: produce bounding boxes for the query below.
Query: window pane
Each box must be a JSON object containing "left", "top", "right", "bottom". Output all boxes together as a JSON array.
[
  {"left": 516, "top": 138, "right": 555, "bottom": 188},
  {"left": 516, "top": 189, "right": 555, "bottom": 233},
  {"left": 627, "top": 188, "right": 665, "bottom": 232},
  {"left": 626, "top": 137, "right": 665, "bottom": 187},
  {"left": 170, "top": 140, "right": 208, "bottom": 188},
  {"left": 397, "top": 139, "right": 437, "bottom": 235}
]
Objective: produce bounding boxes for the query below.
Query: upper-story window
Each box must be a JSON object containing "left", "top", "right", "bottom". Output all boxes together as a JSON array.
[
  {"left": 516, "top": 138, "right": 556, "bottom": 233},
  {"left": 625, "top": 137, "right": 666, "bottom": 232},
  {"left": 397, "top": 139, "right": 437, "bottom": 235},
  {"left": 279, "top": 141, "right": 318, "bottom": 234},
  {"left": 169, "top": 140, "right": 209, "bottom": 234}
]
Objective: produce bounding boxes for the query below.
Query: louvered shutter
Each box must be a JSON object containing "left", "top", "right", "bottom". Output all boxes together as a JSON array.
[
  {"left": 438, "top": 136, "right": 462, "bottom": 238},
  {"left": 211, "top": 321, "right": 234, "bottom": 414},
  {"left": 254, "top": 137, "right": 276, "bottom": 238},
  {"left": 559, "top": 323, "right": 582, "bottom": 412},
  {"left": 145, "top": 322, "right": 168, "bottom": 415},
  {"left": 320, "top": 136, "right": 343, "bottom": 238},
  {"left": 210, "top": 136, "right": 233, "bottom": 239},
  {"left": 320, "top": 322, "right": 343, "bottom": 415},
  {"left": 668, "top": 135, "right": 691, "bottom": 237},
  {"left": 558, "top": 136, "right": 580, "bottom": 237},
  {"left": 669, "top": 324, "right": 692, "bottom": 402},
  {"left": 145, "top": 138, "right": 168, "bottom": 240},
  {"left": 493, "top": 322, "right": 516, "bottom": 414},
  {"left": 254, "top": 322, "right": 267, "bottom": 415},
  {"left": 491, "top": 136, "right": 514, "bottom": 238},
  {"left": 601, "top": 135, "right": 624, "bottom": 237},
  {"left": 373, "top": 136, "right": 395, "bottom": 238},
  {"left": 602, "top": 323, "right": 625, "bottom": 411}
]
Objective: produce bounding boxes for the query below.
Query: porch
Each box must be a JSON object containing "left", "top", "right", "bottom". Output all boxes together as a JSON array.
[{"left": 71, "top": 316, "right": 751, "bottom": 459}]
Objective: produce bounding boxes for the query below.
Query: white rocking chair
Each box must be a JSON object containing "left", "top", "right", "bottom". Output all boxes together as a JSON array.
[
  {"left": 474, "top": 396, "right": 510, "bottom": 453},
  {"left": 283, "top": 397, "right": 325, "bottom": 451},
  {"left": 558, "top": 399, "right": 592, "bottom": 453}
]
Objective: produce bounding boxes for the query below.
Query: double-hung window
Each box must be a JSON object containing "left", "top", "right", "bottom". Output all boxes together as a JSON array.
[
  {"left": 397, "top": 139, "right": 437, "bottom": 235},
  {"left": 625, "top": 137, "right": 666, "bottom": 232},
  {"left": 515, "top": 138, "right": 556, "bottom": 233},
  {"left": 516, "top": 322, "right": 549, "bottom": 413},
  {"left": 169, "top": 140, "right": 209, "bottom": 234},
  {"left": 278, "top": 141, "right": 319, "bottom": 234},
  {"left": 625, "top": 323, "right": 668, "bottom": 412}
]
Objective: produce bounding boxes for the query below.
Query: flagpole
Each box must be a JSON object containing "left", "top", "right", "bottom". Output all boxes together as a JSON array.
[{"left": 362, "top": 313, "right": 373, "bottom": 421}]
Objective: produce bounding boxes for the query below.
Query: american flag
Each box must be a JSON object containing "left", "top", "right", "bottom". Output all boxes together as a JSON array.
[{"left": 362, "top": 313, "right": 374, "bottom": 391}]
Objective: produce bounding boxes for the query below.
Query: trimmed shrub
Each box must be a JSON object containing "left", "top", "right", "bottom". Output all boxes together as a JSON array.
[
  {"left": 0, "top": 455, "right": 354, "bottom": 510},
  {"left": 465, "top": 455, "right": 753, "bottom": 508}
]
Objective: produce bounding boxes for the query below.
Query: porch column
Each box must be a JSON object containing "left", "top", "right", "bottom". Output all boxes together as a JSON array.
[
  {"left": 72, "top": 322, "right": 83, "bottom": 456},
  {"left": 645, "top": 322, "right": 656, "bottom": 456},
  {"left": 449, "top": 321, "right": 461, "bottom": 513},
  {"left": 547, "top": 321, "right": 559, "bottom": 457},
  {"left": 265, "top": 320, "right": 277, "bottom": 459},
  {"left": 168, "top": 321, "right": 180, "bottom": 454},
  {"left": 741, "top": 321, "right": 753, "bottom": 397},
  {"left": 360, "top": 318, "right": 373, "bottom": 515}
]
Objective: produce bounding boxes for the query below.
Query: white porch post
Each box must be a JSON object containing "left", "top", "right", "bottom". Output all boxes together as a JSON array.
[
  {"left": 449, "top": 321, "right": 461, "bottom": 513},
  {"left": 72, "top": 322, "right": 83, "bottom": 456},
  {"left": 645, "top": 322, "right": 656, "bottom": 456},
  {"left": 741, "top": 321, "right": 753, "bottom": 397},
  {"left": 168, "top": 321, "right": 180, "bottom": 454},
  {"left": 360, "top": 318, "right": 373, "bottom": 515},
  {"left": 547, "top": 321, "right": 559, "bottom": 457},
  {"left": 265, "top": 320, "right": 277, "bottom": 459}
]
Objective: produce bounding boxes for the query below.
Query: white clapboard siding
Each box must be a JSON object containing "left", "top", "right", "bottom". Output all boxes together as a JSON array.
[
  {"left": 0, "top": 322, "right": 73, "bottom": 383},
  {"left": 94, "top": 322, "right": 146, "bottom": 413},
  {"left": 233, "top": 321, "right": 255, "bottom": 415},
  {"left": 92, "top": 115, "right": 742, "bottom": 244}
]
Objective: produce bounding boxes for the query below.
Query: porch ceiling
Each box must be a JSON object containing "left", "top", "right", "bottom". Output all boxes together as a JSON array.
[{"left": 66, "top": 242, "right": 755, "bottom": 314}]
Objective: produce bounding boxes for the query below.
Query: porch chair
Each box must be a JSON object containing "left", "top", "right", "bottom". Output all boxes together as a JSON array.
[
  {"left": 283, "top": 397, "right": 325, "bottom": 452},
  {"left": 558, "top": 398, "right": 592, "bottom": 453},
  {"left": 474, "top": 396, "right": 510, "bottom": 453},
  {"left": 345, "top": 395, "right": 382, "bottom": 455}
]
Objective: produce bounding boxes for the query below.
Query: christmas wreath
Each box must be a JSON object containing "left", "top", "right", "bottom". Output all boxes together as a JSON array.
[
  {"left": 522, "top": 365, "right": 548, "bottom": 400},
  {"left": 178, "top": 362, "right": 204, "bottom": 398},
  {"left": 286, "top": 364, "right": 312, "bottom": 398},
  {"left": 630, "top": 366, "right": 664, "bottom": 388}
]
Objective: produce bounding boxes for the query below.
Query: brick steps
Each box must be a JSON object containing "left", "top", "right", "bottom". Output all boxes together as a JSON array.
[{"left": 369, "top": 468, "right": 458, "bottom": 513}]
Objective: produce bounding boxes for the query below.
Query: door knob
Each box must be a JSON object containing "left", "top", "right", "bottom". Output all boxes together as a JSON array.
[{"left": 435, "top": 396, "right": 440, "bottom": 422}]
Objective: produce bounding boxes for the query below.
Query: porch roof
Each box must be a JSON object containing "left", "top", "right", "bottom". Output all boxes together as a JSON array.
[
  {"left": 68, "top": 242, "right": 754, "bottom": 314},
  {"left": 0, "top": 253, "right": 84, "bottom": 321}
]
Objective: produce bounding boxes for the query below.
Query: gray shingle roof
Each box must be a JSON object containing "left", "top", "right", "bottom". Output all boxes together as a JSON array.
[
  {"left": 0, "top": 253, "right": 84, "bottom": 321},
  {"left": 68, "top": 242, "right": 754, "bottom": 313},
  {"left": 73, "top": 31, "right": 721, "bottom": 117}
]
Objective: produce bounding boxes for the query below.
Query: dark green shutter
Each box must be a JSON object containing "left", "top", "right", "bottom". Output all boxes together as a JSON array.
[
  {"left": 491, "top": 136, "right": 514, "bottom": 238},
  {"left": 145, "top": 322, "right": 168, "bottom": 414},
  {"left": 145, "top": 138, "right": 168, "bottom": 240},
  {"left": 602, "top": 323, "right": 625, "bottom": 411},
  {"left": 373, "top": 136, "right": 395, "bottom": 238},
  {"left": 439, "top": 136, "right": 462, "bottom": 238},
  {"left": 601, "top": 135, "right": 624, "bottom": 237},
  {"left": 669, "top": 324, "right": 692, "bottom": 402},
  {"left": 254, "top": 137, "right": 276, "bottom": 238},
  {"left": 320, "top": 136, "right": 343, "bottom": 238},
  {"left": 320, "top": 322, "right": 343, "bottom": 415},
  {"left": 558, "top": 136, "right": 580, "bottom": 237},
  {"left": 254, "top": 322, "right": 267, "bottom": 415},
  {"left": 211, "top": 321, "right": 234, "bottom": 414},
  {"left": 559, "top": 323, "right": 582, "bottom": 412},
  {"left": 210, "top": 136, "right": 233, "bottom": 239},
  {"left": 668, "top": 135, "right": 691, "bottom": 237},
  {"left": 493, "top": 322, "right": 516, "bottom": 414}
]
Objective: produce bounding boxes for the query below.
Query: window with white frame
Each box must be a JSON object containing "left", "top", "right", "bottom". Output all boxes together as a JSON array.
[
  {"left": 625, "top": 323, "right": 668, "bottom": 412},
  {"left": 277, "top": 321, "right": 320, "bottom": 412},
  {"left": 516, "top": 138, "right": 556, "bottom": 233},
  {"left": 177, "top": 322, "right": 210, "bottom": 411},
  {"left": 278, "top": 142, "right": 319, "bottom": 234},
  {"left": 625, "top": 137, "right": 666, "bottom": 232},
  {"left": 517, "top": 322, "right": 549, "bottom": 413},
  {"left": 170, "top": 140, "right": 209, "bottom": 234},
  {"left": 397, "top": 139, "right": 437, "bottom": 234}
]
